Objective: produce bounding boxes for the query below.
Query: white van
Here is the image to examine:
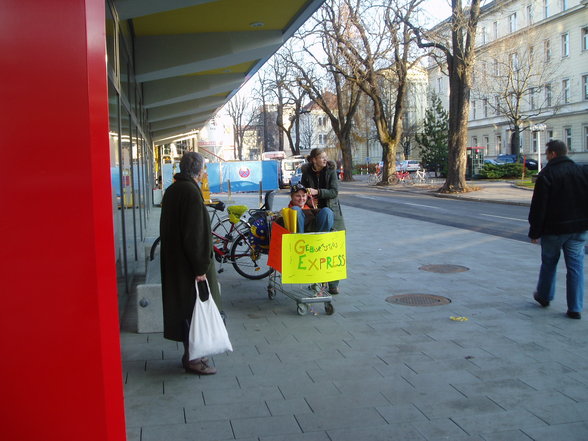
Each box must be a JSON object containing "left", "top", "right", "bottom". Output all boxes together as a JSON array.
[{"left": 281, "top": 156, "right": 305, "bottom": 187}]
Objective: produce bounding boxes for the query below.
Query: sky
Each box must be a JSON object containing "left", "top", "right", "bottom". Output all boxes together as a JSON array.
[{"left": 421, "top": 0, "right": 453, "bottom": 26}]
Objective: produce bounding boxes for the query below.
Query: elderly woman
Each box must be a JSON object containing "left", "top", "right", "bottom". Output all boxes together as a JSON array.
[
  {"left": 300, "top": 147, "right": 345, "bottom": 294},
  {"left": 160, "top": 152, "right": 220, "bottom": 375}
]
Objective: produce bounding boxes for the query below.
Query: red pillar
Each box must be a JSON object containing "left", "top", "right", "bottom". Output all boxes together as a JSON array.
[{"left": 0, "top": 1, "right": 126, "bottom": 440}]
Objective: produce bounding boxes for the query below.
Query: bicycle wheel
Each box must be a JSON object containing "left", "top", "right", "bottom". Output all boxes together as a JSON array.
[
  {"left": 367, "top": 174, "right": 379, "bottom": 185},
  {"left": 388, "top": 175, "right": 399, "bottom": 185},
  {"left": 212, "top": 218, "right": 248, "bottom": 244},
  {"left": 230, "top": 233, "right": 274, "bottom": 280},
  {"left": 149, "top": 237, "right": 160, "bottom": 261}
]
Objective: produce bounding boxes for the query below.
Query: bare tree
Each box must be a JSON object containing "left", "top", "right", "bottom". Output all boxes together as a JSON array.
[
  {"left": 472, "top": 28, "right": 562, "bottom": 155},
  {"left": 266, "top": 52, "right": 309, "bottom": 156},
  {"left": 409, "top": 0, "right": 482, "bottom": 193},
  {"left": 287, "top": 15, "right": 362, "bottom": 181},
  {"left": 316, "top": 0, "right": 426, "bottom": 185},
  {"left": 225, "top": 94, "right": 258, "bottom": 160}
]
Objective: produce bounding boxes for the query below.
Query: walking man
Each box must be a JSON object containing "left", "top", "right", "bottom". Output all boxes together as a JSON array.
[{"left": 529, "top": 140, "right": 588, "bottom": 319}]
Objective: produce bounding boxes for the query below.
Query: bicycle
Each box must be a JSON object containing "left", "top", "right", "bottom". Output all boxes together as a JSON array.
[
  {"left": 150, "top": 191, "right": 276, "bottom": 280},
  {"left": 368, "top": 170, "right": 412, "bottom": 185},
  {"left": 413, "top": 169, "right": 428, "bottom": 184}
]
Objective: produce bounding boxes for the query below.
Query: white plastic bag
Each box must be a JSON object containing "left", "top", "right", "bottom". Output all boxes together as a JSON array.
[{"left": 189, "top": 280, "right": 233, "bottom": 360}]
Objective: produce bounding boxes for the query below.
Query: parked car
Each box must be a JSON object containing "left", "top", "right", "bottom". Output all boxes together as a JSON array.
[
  {"left": 398, "top": 160, "right": 422, "bottom": 172},
  {"left": 495, "top": 154, "right": 538, "bottom": 170},
  {"left": 289, "top": 166, "right": 303, "bottom": 187}
]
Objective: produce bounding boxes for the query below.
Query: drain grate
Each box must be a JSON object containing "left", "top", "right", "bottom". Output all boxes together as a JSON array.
[
  {"left": 386, "top": 294, "right": 451, "bottom": 306},
  {"left": 419, "top": 264, "right": 469, "bottom": 274}
]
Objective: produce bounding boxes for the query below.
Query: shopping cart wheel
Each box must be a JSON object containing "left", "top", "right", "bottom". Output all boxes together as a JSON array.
[
  {"left": 297, "top": 303, "right": 309, "bottom": 316},
  {"left": 324, "top": 302, "right": 334, "bottom": 315},
  {"left": 267, "top": 286, "right": 276, "bottom": 300}
]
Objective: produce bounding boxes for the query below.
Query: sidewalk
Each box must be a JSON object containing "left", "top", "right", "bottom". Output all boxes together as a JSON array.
[
  {"left": 350, "top": 174, "right": 533, "bottom": 206},
  {"left": 122, "top": 183, "right": 588, "bottom": 441}
]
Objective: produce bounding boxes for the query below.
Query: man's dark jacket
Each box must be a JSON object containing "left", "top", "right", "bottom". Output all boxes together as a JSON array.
[
  {"left": 528, "top": 156, "right": 588, "bottom": 239},
  {"left": 159, "top": 173, "right": 219, "bottom": 341}
]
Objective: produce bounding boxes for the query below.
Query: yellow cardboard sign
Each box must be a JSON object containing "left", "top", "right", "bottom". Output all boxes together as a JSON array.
[{"left": 281, "top": 230, "right": 346, "bottom": 284}]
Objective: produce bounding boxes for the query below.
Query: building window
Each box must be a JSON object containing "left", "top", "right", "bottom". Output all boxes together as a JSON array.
[
  {"left": 561, "top": 0, "right": 568, "bottom": 11},
  {"left": 510, "top": 52, "right": 519, "bottom": 70},
  {"left": 318, "top": 116, "right": 327, "bottom": 127},
  {"left": 565, "top": 127, "right": 572, "bottom": 151},
  {"left": 529, "top": 87, "right": 536, "bottom": 109},
  {"left": 481, "top": 27, "right": 487, "bottom": 44},
  {"left": 584, "top": 126, "right": 588, "bottom": 151},
  {"left": 495, "top": 95, "right": 500, "bottom": 114},
  {"left": 484, "top": 136, "right": 490, "bottom": 151},
  {"left": 472, "top": 100, "right": 476, "bottom": 119},
  {"left": 562, "top": 78, "right": 570, "bottom": 103},
  {"left": 496, "top": 134, "right": 502, "bottom": 154},
  {"left": 472, "top": 136, "right": 478, "bottom": 146},
  {"left": 583, "top": 74, "right": 588, "bottom": 100},
  {"left": 493, "top": 21, "right": 498, "bottom": 40},
  {"left": 318, "top": 134, "right": 327, "bottom": 145},
  {"left": 583, "top": 27, "right": 588, "bottom": 51},
  {"left": 527, "top": 5, "right": 534, "bottom": 24},
  {"left": 545, "top": 83, "right": 552, "bottom": 106},
  {"left": 561, "top": 33, "right": 569, "bottom": 57},
  {"left": 544, "top": 0, "right": 550, "bottom": 18},
  {"left": 509, "top": 13, "right": 518, "bottom": 33},
  {"left": 483, "top": 98, "right": 488, "bottom": 117},
  {"left": 548, "top": 129, "right": 554, "bottom": 140},
  {"left": 437, "top": 77, "right": 442, "bottom": 93},
  {"left": 532, "top": 131, "right": 539, "bottom": 152},
  {"left": 544, "top": 39, "right": 551, "bottom": 61}
]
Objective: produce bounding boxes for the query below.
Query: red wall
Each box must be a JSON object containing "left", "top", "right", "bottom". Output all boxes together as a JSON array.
[{"left": 0, "top": 1, "right": 126, "bottom": 440}]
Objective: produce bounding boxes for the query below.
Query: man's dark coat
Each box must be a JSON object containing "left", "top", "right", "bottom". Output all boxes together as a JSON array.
[
  {"left": 159, "top": 173, "right": 220, "bottom": 342},
  {"left": 528, "top": 156, "right": 588, "bottom": 240}
]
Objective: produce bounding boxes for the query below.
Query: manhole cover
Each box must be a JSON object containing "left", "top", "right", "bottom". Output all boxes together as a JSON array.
[
  {"left": 386, "top": 294, "right": 451, "bottom": 306},
  {"left": 419, "top": 264, "right": 469, "bottom": 273}
]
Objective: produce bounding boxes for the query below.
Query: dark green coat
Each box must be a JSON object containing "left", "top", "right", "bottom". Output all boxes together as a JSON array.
[
  {"left": 160, "top": 173, "right": 220, "bottom": 342},
  {"left": 300, "top": 160, "right": 345, "bottom": 231}
]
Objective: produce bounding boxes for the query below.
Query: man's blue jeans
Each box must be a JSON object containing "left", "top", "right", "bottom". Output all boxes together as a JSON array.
[
  {"left": 536, "top": 231, "right": 587, "bottom": 312},
  {"left": 291, "top": 206, "right": 334, "bottom": 233}
]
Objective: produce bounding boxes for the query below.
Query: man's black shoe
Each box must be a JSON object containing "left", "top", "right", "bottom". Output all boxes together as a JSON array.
[
  {"left": 533, "top": 292, "right": 550, "bottom": 307},
  {"left": 566, "top": 311, "right": 581, "bottom": 319}
]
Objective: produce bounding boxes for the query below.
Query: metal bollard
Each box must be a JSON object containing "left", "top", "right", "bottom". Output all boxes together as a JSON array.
[
  {"left": 227, "top": 179, "right": 234, "bottom": 202},
  {"left": 259, "top": 181, "right": 263, "bottom": 208}
]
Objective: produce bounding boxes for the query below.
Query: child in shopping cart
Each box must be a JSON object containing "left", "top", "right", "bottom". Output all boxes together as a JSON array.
[{"left": 288, "top": 183, "right": 334, "bottom": 233}]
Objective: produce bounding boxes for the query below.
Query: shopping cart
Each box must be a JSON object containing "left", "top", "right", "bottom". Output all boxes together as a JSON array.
[{"left": 266, "top": 217, "right": 343, "bottom": 316}]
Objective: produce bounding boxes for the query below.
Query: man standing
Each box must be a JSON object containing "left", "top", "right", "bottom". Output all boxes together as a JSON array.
[
  {"left": 529, "top": 140, "right": 588, "bottom": 319},
  {"left": 160, "top": 152, "right": 219, "bottom": 374}
]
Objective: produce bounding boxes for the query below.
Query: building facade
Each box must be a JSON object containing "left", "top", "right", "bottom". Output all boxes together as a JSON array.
[{"left": 428, "top": 0, "right": 588, "bottom": 162}]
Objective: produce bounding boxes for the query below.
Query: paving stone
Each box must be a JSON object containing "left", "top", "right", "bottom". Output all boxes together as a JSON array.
[
  {"left": 412, "top": 417, "right": 469, "bottom": 439},
  {"left": 124, "top": 395, "right": 190, "bottom": 427},
  {"left": 231, "top": 415, "right": 301, "bottom": 439},
  {"left": 521, "top": 421, "right": 588, "bottom": 441},
  {"left": 295, "top": 407, "right": 387, "bottom": 432},
  {"left": 375, "top": 403, "right": 429, "bottom": 424},
  {"left": 266, "top": 397, "right": 313, "bottom": 416},
  {"left": 140, "top": 420, "right": 233, "bottom": 441},
  {"left": 202, "top": 385, "right": 283, "bottom": 405},
  {"left": 450, "top": 409, "right": 547, "bottom": 436},
  {"left": 185, "top": 400, "right": 271, "bottom": 423},
  {"left": 413, "top": 396, "right": 503, "bottom": 419},
  {"left": 260, "top": 432, "right": 331, "bottom": 441},
  {"left": 326, "top": 422, "right": 426, "bottom": 441}
]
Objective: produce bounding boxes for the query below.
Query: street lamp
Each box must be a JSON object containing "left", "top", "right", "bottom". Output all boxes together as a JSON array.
[{"left": 531, "top": 123, "right": 547, "bottom": 170}]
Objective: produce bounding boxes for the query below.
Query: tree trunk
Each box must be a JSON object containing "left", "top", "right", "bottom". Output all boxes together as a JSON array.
[
  {"left": 443, "top": 64, "right": 470, "bottom": 193},
  {"left": 510, "top": 126, "right": 520, "bottom": 156},
  {"left": 338, "top": 133, "right": 354, "bottom": 181}
]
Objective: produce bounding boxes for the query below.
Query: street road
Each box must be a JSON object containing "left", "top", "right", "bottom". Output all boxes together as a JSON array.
[{"left": 338, "top": 185, "right": 531, "bottom": 243}]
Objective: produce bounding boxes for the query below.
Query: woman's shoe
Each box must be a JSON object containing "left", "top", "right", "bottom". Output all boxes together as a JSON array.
[
  {"left": 184, "top": 357, "right": 216, "bottom": 375},
  {"left": 182, "top": 354, "right": 210, "bottom": 370}
]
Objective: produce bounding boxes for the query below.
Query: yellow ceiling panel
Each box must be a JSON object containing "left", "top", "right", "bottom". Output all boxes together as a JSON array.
[
  {"left": 185, "top": 61, "right": 257, "bottom": 76},
  {"left": 133, "top": 0, "right": 308, "bottom": 36}
]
